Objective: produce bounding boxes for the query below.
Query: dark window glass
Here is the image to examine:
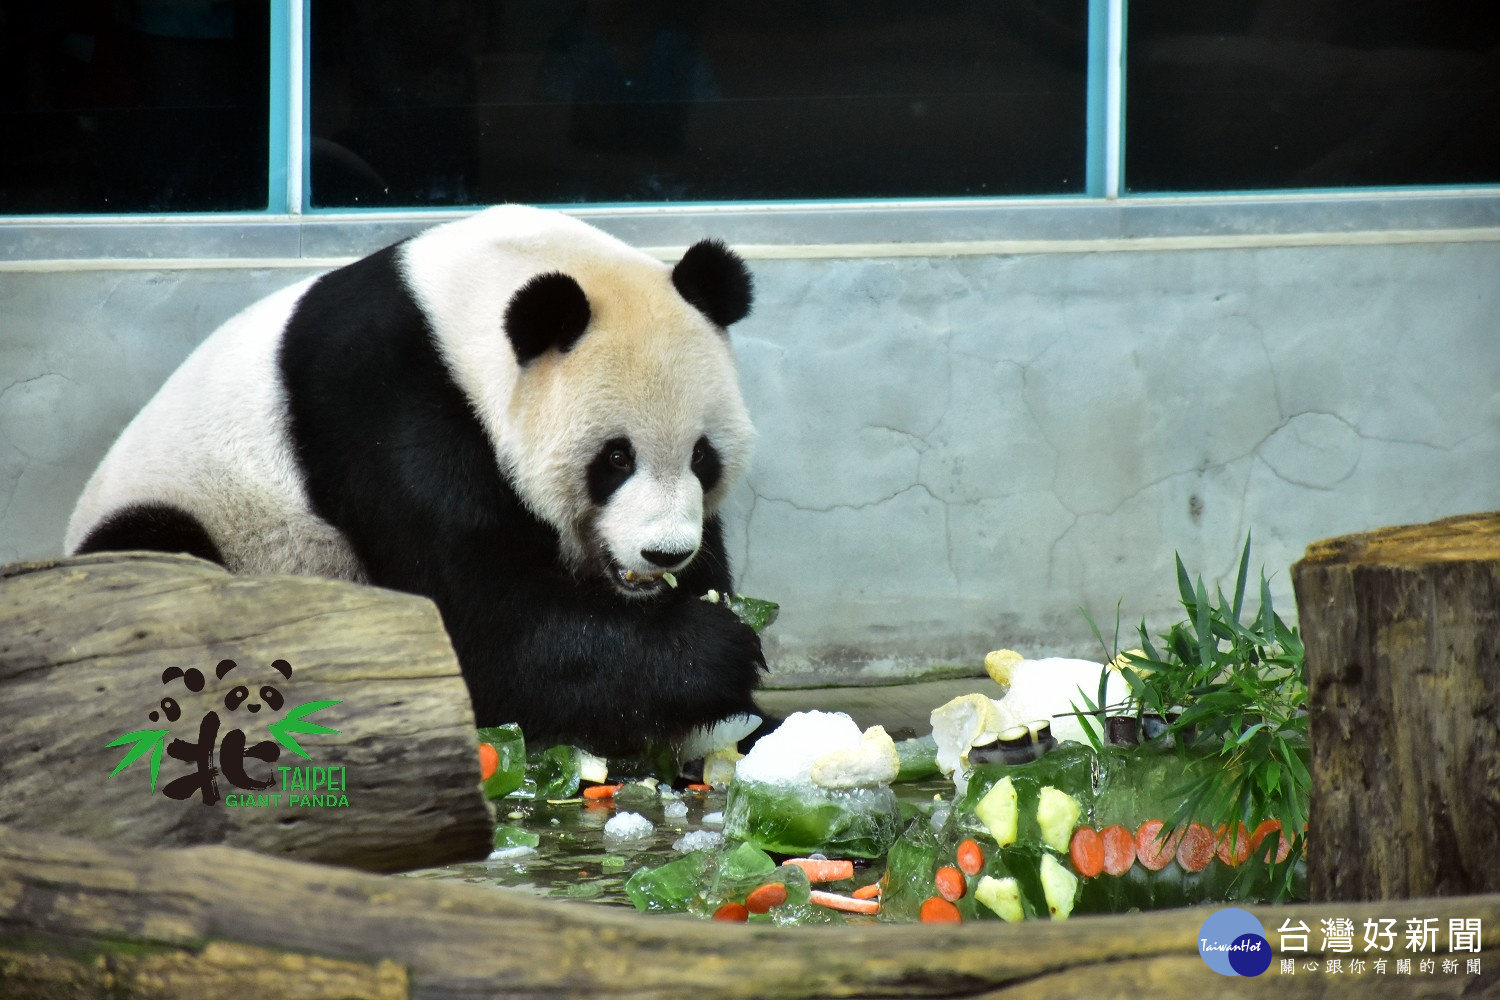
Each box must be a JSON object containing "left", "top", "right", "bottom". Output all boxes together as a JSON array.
[
  {"left": 0, "top": 1, "right": 270, "bottom": 214},
  {"left": 309, "top": 2, "right": 1089, "bottom": 208},
  {"left": 1127, "top": 2, "right": 1500, "bottom": 192}
]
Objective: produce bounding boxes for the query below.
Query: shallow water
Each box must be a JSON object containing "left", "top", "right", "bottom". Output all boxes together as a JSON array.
[{"left": 402, "top": 779, "right": 951, "bottom": 909}]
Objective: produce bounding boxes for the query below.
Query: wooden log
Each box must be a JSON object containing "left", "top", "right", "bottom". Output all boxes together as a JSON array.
[
  {"left": 1292, "top": 511, "right": 1500, "bottom": 902},
  {"left": 0, "top": 822, "right": 1494, "bottom": 999},
  {"left": 0, "top": 552, "right": 492, "bottom": 873}
]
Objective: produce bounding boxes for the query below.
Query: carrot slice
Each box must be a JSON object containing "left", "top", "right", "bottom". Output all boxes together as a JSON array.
[
  {"left": 955, "top": 839, "right": 985, "bottom": 876},
  {"left": 712, "top": 902, "right": 749, "bottom": 922},
  {"left": 918, "top": 896, "right": 962, "bottom": 923},
  {"left": 852, "top": 882, "right": 882, "bottom": 900},
  {"left": 1136, "top": 819, "right": 1184, "bottom": 871},
  {"left": 745, "top": 882, "right": 789, "bottom": 914},
  {"left": 810, "top": 890, "right": 881, "bottom": 915},
  {"left": 934, "top": 865, "right": 967, "bottom": 901},
  {"left": 1250, "top": 819, "right": 1292, "bottom": 863},
  {"left": 478, "top": 743, "right": 499, "bottom": 782},
  {"left": 1176, "top": 821, "right": 1215, "bottom": 872},
  {"left": 1214, "top": 822, "right": 1252, "bottom": 867},
  {"left": 582, "top": 783, "right": 621, "bottom": 800},
  {"left": 1099, "top": 824, "right": 1136, "bottom": 876},
  {"left": 782, "top": 858, "right": 855, "bottom": 883},
  {"left": 1068, "top": 826, "right": 1105, "bottom": 878},
  {"left": 686, "top": 783, "right": 714, "bottom": 792}
]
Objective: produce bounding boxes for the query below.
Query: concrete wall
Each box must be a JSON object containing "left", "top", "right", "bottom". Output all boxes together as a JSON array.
[{"left": 3, "top": 225, "right": 1498, "bottom": 685}]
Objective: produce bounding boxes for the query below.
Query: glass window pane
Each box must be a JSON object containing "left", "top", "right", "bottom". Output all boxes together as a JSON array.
[
  {"left": 0, "top": 1, "right": 270, "bottom": 214},
  {"left": 1126, "top": 2, "right": 1500, "bottom": 192},
  {"left": 309, "top": 2, "right": 1089, "bottom": 208}
]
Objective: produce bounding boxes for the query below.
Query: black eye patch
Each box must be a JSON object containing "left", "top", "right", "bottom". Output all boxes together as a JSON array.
[
  {"left": 586, "top": 437, "right": 635, "bottom": 505},
  {"left": 691, "top": 436, "right": 723, "bottom": 492}
]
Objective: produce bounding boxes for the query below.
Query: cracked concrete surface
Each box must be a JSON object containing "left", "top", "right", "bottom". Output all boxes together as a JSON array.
[{"left": 3, "top": 241, "right": 1498, "bottom": 686}]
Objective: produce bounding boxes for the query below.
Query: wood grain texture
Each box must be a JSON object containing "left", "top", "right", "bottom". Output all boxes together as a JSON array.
[
  {"left": 0, "top": 552, "right": 493, "bottom": 873},
  {"left": 1293, "top": 512, "right": 1500, "bottom": 902},
  {"left": 0, "top": 823, "right": 1495, "bottom": 999}
]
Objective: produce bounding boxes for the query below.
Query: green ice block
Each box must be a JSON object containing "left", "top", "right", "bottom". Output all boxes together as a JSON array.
[{"left": 722, "top": 778, "right": 902, "bottom": 859}]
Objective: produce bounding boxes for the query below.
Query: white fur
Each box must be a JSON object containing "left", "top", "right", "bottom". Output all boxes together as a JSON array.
[
  {"left": 68, "top": 205, "right": 754, "bottom": 589},
  {"left": 400, "top": 205, "right": 753, "bottom": 581},
  {"left": 65, "top": 278, "right": 364, "bottom": 578}
]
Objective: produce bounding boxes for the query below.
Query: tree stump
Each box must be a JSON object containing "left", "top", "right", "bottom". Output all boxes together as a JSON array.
[
  {"left": 1, "top": 822, "right": 1495, "bottom": 999},
  {"left": 1293, "top": 511, "right": 1500, "bottom": 902},
  {"left": 0, "top": 552, "right": 493, "bottom": 873}
]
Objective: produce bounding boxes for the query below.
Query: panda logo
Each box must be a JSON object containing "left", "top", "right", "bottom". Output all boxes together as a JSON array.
[
  {"left": 217, "top": 657, "right": 291, "bottom": 715},
  {"left": 67, "top": 206, "right": 768, "bottom": 753}
]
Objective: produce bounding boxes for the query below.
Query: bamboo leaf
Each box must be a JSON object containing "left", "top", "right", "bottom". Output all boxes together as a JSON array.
[
  {"left": 106, "top": 728, "right": 169, "bottom": 793},
  {"left": 268, "top": 700, "right": 342, "bottom": 760},
  {"left": 1232, "top": 532, "right": 1252, "bottom": 624}
]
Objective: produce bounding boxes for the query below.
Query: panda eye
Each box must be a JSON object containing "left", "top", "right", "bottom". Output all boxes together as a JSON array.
[
  {"left": 225, "top": 685, "right": 249, "bottom": 711},
  {"left": 260, "top": 686, "right": 284, "bottom": 711},
  {"left": 608, "top": 446, "right": 633, "bottom": 471},
  {"left": 691, "top": 440, "right": 706, "bottom": 467}
]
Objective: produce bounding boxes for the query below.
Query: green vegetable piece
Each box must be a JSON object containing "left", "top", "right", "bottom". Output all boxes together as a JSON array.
[
  {"left": 893, "top": 734, "right": 942, "bottom": 782},
  {"left": 491, "top": 824, "right": 540, "bottom": 850},
  {"left": 726, "top": 594, "right": 780, "bottom": 633},
  {"left": 476, "top": 724, "right": 526, "bottom": 799}
]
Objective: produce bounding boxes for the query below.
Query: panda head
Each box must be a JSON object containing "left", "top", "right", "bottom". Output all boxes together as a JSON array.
[{"left": 501, "top": 238, "right": 756, "bottom": 598}]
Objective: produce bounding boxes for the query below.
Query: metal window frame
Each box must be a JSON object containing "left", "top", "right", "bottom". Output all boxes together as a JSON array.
[{"left": 3, "top": 0, "right": 1498, "bottom": 265}]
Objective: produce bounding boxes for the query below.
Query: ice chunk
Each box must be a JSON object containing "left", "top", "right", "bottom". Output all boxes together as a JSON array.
[
  {"left": 603, "top": 811, "right": 655, "bottom": 845},
  {"left": 672, "top": 829, "right": 725, "bottom": 853},
  {"left": 722, "top": 779, "right": 902, "bottom": 859},
  {"left": 663, "top": 799, "right": 689, "bottom": 820},
  {"left": 701, "top": 811, "right": 724, "bottom": 826},
  {"left": 736, "top": 711, "right": 864, "bottom": 787},
  {"left": 625, "top": 850, "right": 716, "bottom": 912}
]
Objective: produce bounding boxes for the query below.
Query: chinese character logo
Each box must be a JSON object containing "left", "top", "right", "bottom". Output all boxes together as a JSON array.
[
  {"left": 105, "top": 658, "right": 340, "bottom": 805},
  {"left": 1199, "top": 907, "right": 1274, "bottom": 977}
]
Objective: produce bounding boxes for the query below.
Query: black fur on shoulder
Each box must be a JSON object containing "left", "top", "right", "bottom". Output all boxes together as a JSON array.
[
  {"left": 504, "top": 271, "right": 592, "bottom": 364},
  {"left": 278, "top": 243, "right": 766, "bottom": 754},
  {"left": 672, "top": 239, "right": 754, "bottom": 329},
  {"left": 74, "top": 502, "right": 225, "bottom": 566}
]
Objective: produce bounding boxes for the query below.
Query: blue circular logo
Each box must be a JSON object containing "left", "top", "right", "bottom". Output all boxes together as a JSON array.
[{"left": 1198, "top": 908, "right": 1272, "bottom": 977}]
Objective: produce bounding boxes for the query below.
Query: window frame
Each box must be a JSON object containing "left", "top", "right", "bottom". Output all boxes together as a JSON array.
[{"left": 2, "top": 0, "right": 1498, "bottom": 254}]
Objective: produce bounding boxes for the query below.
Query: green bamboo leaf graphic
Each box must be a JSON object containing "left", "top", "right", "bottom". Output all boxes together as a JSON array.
[
  {"left": 268, "top": 700, "right": 342, "bottom": 759},
  {"left": 106, "top": 728, "right": 169, "bottom": 793}
]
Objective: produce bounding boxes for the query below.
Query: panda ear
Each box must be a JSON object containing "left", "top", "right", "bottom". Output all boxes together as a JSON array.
[
  {"left": 672, "top": 239, "right": 753, "bottom": 329},
  {"left": 505, "top": 272, "right": 592, "bottom": 365}
]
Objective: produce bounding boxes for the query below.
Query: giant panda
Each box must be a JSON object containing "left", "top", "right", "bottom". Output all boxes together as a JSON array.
[{"left": 66, "top": 205, "right": 769, "bottom": 754}]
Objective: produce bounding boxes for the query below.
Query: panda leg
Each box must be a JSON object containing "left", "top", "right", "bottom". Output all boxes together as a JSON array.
[{"left": 73, "top": 503, "right": 225, "bottom": 566}]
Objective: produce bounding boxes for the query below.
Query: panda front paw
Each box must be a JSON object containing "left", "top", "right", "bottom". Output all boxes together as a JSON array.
[{"left": 667, "top": 595, "right": 767, "bottom": 709}]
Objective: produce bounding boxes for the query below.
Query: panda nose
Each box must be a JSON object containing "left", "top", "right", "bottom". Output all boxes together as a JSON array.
[{"left": 641, "top": 547, "right": 694, "bottom": 570}]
